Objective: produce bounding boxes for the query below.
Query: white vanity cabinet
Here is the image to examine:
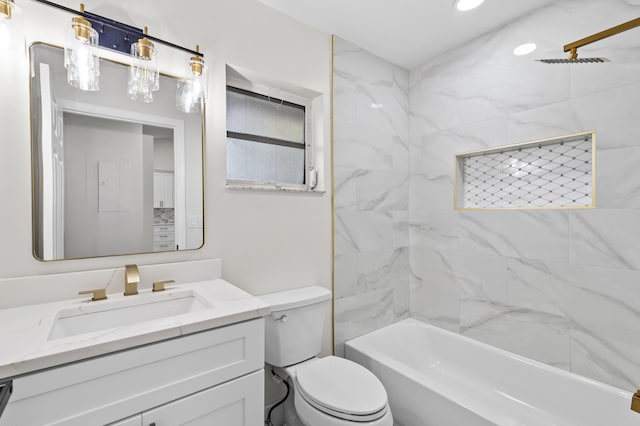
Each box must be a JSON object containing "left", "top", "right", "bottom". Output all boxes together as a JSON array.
[
  {"left": 107, "top": 371, "right": 263, "bottom": 426},
  {"left": 152, "top": 223, "right": 175, "bottom": 251},
  {"left": 0, "top": 318, "right": 265, "bottom": 426},
  {"left": 153, "top": 172, "right": 174, "bottom": 208}
]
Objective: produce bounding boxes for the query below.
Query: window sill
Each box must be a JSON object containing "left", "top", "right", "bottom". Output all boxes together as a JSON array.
[{"left": 225, "top": 180, "right": 325, "bottom": 194}]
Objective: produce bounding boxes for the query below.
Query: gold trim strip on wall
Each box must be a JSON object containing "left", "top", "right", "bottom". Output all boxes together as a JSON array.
[{"left": 330, "top": 34, "right": 336, "bottom": 356}]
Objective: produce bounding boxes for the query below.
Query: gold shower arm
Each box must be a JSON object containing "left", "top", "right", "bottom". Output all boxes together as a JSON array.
[{"left": 564, "top": 17, "right": 640, "bottom": 59}]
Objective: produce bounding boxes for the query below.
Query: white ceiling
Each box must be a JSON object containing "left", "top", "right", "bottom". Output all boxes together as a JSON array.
[{"left": 257, "top": 0, "right": 555, "bottom": 69}]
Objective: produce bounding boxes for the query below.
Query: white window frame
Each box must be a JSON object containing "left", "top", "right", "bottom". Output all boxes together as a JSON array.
[{"left": 225, "top": 64, "right": 323, "bottom": 193}]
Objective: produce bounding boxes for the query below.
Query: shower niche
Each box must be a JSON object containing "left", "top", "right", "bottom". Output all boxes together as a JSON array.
[{"left": 455, "top": 131, "right": 595, "bottom": 210}]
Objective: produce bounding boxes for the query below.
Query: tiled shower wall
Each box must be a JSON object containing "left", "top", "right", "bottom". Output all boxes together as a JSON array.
[
  {"left": 409, "top": 0, "right": 640, "bottom": 391},
  {"left": 334, "top": 0, "right": 640, "bottom": 391},
  {"left": 333, "top": 37, "right": 410, "bottom": 356}
]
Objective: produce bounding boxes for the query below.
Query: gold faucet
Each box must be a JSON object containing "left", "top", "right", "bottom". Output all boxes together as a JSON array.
[{"left": 124, "top": 264, "right": 140, "bottom": 296}]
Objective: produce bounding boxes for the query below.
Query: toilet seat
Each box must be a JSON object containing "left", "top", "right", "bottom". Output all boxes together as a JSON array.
[{"left": 295, "top": 356, "right": 389, "bottom": 422}]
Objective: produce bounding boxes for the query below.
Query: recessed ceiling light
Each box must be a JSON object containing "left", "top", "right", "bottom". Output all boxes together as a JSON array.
[
  {"left": 454, "top": 0, "right": 485, "bottom": 12},
  {"left": 513, "top": 42, "right": 537, "bottom": 56},
  {"left": 371, "top": 103, "right": 384, "bottom": 109}
]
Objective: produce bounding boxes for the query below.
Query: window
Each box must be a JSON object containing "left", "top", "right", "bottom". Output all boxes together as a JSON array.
[{"left": 225, "top": 65, "right": 321, "bottom": 191}]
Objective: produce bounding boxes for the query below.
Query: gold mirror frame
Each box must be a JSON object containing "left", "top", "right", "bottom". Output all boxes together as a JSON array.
[{"left": 29, "top": 42, "right": 206, "bottom": 261}]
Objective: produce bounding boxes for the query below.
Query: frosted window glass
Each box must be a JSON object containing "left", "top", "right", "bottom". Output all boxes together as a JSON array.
[
  {"left": 227, "top": 138, "right": 305, "bottom": 185},
  {"left": 227, "top": 90, "right": 304, "bottom": 144},
  {"left": 226, "top": 86, "right": 306, "bottom": 186}
]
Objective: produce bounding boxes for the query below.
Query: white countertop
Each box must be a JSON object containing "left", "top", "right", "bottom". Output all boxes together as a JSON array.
[{"left": 0, "top": 279, "right": 271, "bottom": 380}]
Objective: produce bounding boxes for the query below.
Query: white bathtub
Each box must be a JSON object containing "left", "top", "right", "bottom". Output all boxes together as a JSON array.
[{"left": 344, "top": 318, "right": 638, "bottom": 426}]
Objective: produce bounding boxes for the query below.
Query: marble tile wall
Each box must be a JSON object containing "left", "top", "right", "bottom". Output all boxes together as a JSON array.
[
  {"left": 409, "top": 0, "right": 640, "bottom": 391},
  {"left": 333, "top": 36, "right": 410, "bottom": 356}
]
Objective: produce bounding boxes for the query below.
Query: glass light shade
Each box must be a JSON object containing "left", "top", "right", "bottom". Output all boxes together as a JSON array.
[
  {"left": 64, "top": 20, "right": 100, "bottom": 91},
  {"left": 128, "top": 39, "right": 159, "bottom": 103},
  {"left": 0, "top": 0, "right": 25, "bottom": 55},
  {"left": 176, "top": 57, "right": 208, "bottom": 113}
]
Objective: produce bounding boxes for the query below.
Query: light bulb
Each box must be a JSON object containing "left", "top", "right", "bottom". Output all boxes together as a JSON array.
[
  {"left": 192, "top": 78, "right": 202, "bottom": 97},
  {"left": 75, "top": 45, "right": 90, "bottom": 82}
]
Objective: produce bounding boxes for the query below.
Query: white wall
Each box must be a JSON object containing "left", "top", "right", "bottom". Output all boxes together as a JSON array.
[
  {"left": 153, "top": 138, "right": 174, "bottom": 171},
  {"left": 64, "top": 115, "right": 149, "bottom": 257},
  {"left": 0, "top": 0, "right": 332, "bottom": 355},
  {"left": 332, "top": 37, "right": 410, "bottom": 357}
]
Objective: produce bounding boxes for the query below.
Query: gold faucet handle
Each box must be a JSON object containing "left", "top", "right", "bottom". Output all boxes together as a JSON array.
[
  {"left": 632, "top": 390, "right": 640, "bottom": 413},
  {"left": 153, "top": 280, "right": 175, "bottom": 292},
  {"left": 78, "top": 288, "right": 107, "bottom": 301}
]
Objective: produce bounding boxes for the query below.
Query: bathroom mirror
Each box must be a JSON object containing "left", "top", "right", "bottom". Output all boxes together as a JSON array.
[{"left": 30, "top": 43, "right": 204, "bottom": 261}]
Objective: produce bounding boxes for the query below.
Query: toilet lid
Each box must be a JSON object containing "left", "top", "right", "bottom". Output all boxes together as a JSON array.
[{"left": 295, "top": 356, "right": 388, "bottom": 421}]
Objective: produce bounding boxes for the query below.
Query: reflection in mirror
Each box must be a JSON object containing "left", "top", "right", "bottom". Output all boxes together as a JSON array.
[{"left": 30, "top": 43, "right": 204, "bottom": 261}]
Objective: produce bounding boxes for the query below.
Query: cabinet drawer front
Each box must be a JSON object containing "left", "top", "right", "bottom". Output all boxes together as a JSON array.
[
  {"left": 1, "top": 319, "right": 264, "bottom": 426},
  {"left": 153, "top": 233, "right": 174, "bottom": 239},
  {"left": 152, "top": 242, "right": 175, "bottom": 251},
  {"left": 142, "top": 370, "right": 264, "bottom": 426},
  {"left": 153, "top": 225, "right": 175, "bottom": 234}
]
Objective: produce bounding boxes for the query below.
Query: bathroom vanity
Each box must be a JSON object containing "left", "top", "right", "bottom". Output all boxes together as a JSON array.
[{"left": 0, "top": 278, "right": 270, "bottom": 426}]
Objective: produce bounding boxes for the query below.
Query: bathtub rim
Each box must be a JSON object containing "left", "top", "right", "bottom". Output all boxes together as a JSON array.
[
  {"left": 344, "top": 318, "right": 636, "bottom": 425},
  {"left": 345, "top": 318, "right": 632, "bottom": 400}
]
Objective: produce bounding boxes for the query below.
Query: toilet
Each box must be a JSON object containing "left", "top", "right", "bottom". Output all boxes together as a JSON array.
[{"left": 259, "top": 286, "right": 393, "bottom": 426}]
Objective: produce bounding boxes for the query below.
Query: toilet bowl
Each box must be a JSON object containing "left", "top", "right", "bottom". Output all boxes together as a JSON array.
[
  {"left": 259, "top": 287, "right": 393, "bottom": 426},
  {"left": 290, "top": 356, "right": 392, "bottom": 425}
]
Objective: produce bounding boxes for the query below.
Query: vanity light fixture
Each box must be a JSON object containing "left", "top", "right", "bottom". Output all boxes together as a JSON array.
[
  {"left": 64, "top": 3, "right": 100, "bottom": 91},
  {"left": 176, "top": 45, "right": 208, "bottom": 113},
  {"left": 513, "top": 42, "right": 537, "bottom": 56},
  {"left": 454, "top": 0, "right": 484, "bottom": 12},
  {"left": 32, "top": 0, "right": 206, "bottom": 105},
  {"left": 127, "top": 26, "right": 159, "bottom": 103}
]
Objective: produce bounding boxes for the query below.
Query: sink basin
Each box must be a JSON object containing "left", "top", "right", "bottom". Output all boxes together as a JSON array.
[{"left": 48, "top": 289, "right": 211, "bottom": 340}]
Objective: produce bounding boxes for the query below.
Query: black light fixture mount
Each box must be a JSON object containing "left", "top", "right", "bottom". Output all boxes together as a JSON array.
[{"left": 31, "top": 0, "right": 203, "bottom": 57}]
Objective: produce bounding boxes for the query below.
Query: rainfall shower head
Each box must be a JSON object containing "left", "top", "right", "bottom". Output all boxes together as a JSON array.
[
  {"left": 536, "top": 16, "right": 640, "bottom": 65},
  {"left": 536, "top": 57, "right": 610, "bottom": 64}
]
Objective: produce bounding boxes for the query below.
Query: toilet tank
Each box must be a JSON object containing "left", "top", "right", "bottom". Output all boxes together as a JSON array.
[{"left": 258, "top": 286, "right": 331, "bottom": 367}]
